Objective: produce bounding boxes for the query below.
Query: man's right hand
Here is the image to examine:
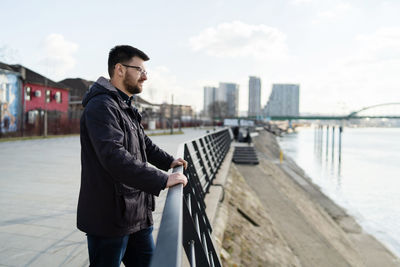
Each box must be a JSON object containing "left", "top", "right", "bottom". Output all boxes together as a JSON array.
[{"left": 166, "top": 173, "right": 188, "bottom": 188}]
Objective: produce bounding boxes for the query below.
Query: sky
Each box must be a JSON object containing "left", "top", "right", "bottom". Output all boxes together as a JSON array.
[{"left": 1, "top": 0, "right": 400, "bottom": 115}]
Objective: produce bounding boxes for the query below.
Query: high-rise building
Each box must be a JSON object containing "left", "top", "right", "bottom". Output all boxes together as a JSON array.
[
  {"left": 248, "top": 76, "right": 261, "bottom": 117},
  {"left": 203, "top": 86, "right": 216, "bottom": 116},
  {"left": 217, "top": 82, "right": 239, "bottom": 117},
  {"left": 263, "top": 84, "right": 299, "bottom": 117}
]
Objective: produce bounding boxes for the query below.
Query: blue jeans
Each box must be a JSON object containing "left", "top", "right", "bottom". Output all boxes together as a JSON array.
[{"left": 87, "top": 226, "right": 155, "bottom": 267}]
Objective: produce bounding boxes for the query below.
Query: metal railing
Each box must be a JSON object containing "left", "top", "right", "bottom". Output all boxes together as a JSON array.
[{"left": 150, "top": 128, "right": 233, "bottom": 267}]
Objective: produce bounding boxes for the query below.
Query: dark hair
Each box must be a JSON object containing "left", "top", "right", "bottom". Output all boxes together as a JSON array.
[{"left": 108, "top": 45, "right": 150, "bottom": 77}]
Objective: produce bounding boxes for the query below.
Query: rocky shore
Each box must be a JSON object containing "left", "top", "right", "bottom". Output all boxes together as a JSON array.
[{"left": 211, "top": 130, "right": 400, "bottom": 266}]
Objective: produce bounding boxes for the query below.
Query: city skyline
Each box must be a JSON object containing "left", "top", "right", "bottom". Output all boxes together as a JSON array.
[
  {"left": 217, "top": 82, "right": 239, "bottom": 117},
  {"left": 248, "top": 76, "right": 261, "bottom": 117},
  {"left": 1, "top": 0, "right": 399, "bottom": 114},
  {"left": 203, "top": 83, "right": 239, "bottom": 118},
  {"left": 263, "top": 84, "right": 300, "bottom": 117},
  {"left": 203, "top": 86, "right": 216, "bottom": 117}
]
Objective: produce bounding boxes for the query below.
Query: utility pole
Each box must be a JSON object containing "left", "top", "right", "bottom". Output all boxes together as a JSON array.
[
  {"left": 178, "top": 105, "right": 182, "bottom": 132},
  {"left": 21, "top": 67, "right": 26, "bottom": 137},
  {"left": 160, "top": 105, "right": 165, "bottom": 129},
  {"left": 212, "top": 101, "right": 216, "bottom": 130},
  {"left": 170, "top": 94, "right": 174, "bottom": 134},
  {"left": 44, "top": 77, "right": 48, "bottom": 137},
  {"left": 0, "top": 103, "right": 3, "bottom": 138}
]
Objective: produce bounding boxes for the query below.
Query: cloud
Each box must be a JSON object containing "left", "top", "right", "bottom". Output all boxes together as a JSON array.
[
  {"left": 141, "top": 66, "right": 188, "bottom": 103},
  {"left": 299, "top": 27, "right": 400, "bottom": 114},
  {"left": 189, "top": 21, "right": 289, "bottom": 61},
  {"left": 350, "top": 27, "right": 400, "bottom": 64},
  {"left": 141, "top": 66, "right": 173, "bottom": 104},
  {"left": 291, "top": 0, "right": 314, "bottom": 4},
  {"left": 344, "top": 28, "right": 400, "bottom": 101},
  {"left": 312, "top": 2, "right": 352, "bottom": 24},
  {"left": 140, "top": 66, "right": 206, "bottom": 111},
  {"left": 0, "top": 45, "right": 21, "bottom": 64},
  {"left": 39, "top": 34, "right": 78, "bottom": 79}
]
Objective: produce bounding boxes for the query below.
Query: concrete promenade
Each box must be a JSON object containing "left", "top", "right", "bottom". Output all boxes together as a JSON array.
[{"left": 0, "top": 128, "right": 210, "bottom": 267}]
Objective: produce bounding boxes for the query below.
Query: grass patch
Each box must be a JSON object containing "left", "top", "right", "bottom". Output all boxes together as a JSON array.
[
  {"left": 0, "top": 130, "right": 185, "bottom": 142},
  {"left": 0, "top": 134, "right": 79, "bottom": 143},
  {"left": 146, "top": 130, "right": 184, "bottom": 136}
]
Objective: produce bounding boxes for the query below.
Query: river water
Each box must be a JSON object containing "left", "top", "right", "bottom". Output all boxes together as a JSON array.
[{"left": 277, "top": 127, "right": 400, "bottom": 258}]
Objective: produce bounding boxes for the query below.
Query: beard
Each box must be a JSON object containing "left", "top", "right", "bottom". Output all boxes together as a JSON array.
[{"left": 123, "top": 75, "right": 142, "bottom": 95}]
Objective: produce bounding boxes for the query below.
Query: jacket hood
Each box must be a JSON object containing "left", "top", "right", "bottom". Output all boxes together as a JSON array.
[
  {"left": 82, "top": 77, "right": 119, "bottom": 107},
  {"left": 81, "top": 77, "right": 142, "bottom": 121}
]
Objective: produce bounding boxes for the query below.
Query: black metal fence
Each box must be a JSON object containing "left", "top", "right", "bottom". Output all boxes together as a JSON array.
[
  {"left": 150, "top": 128, "right": 233, "bottom": 267},
  {"left": 0, "top": 107, "right": 208, "bottom": 139},
  {"left": 0, "top": 109, "right": 82, "bottom": 138}
]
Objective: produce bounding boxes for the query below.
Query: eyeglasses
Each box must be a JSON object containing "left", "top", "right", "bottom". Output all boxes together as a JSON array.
[{"left": 121, "top": 64, "right": 147, "bottom": 76}]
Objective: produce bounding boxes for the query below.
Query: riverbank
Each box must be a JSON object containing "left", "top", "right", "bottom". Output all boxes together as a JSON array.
[{"left": 212, "top": 130, "right": 400, "bottom": 266}]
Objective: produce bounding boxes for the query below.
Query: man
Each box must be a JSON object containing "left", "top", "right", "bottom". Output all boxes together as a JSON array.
[{"left": 77, "top": 45, "right": 188, "bottom": 267}]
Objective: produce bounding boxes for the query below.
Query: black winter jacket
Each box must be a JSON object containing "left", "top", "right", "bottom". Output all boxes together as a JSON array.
[{"left": 77, "top": 77, "right": 174, "bottom": 237}]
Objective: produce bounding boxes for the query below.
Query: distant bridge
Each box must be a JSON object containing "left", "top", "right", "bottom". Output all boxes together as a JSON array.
[{"left": 267, "top": 102, "right": 400, "bottom": 121}]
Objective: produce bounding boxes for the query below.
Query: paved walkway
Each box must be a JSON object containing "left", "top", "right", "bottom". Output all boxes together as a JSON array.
[{"left": 0, "top": 128, "right": 210, "bottom": 267}]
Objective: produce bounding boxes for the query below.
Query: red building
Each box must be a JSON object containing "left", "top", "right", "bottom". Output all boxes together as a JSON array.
[
  {"left": 8, "top": 64, "right": 70, "bottom": 135},
  {"left": 24, "top": 83, "right": 69, "bottom": 112},
  {"left": 9, "top": 65, "right": 70, "bottom": 113}
]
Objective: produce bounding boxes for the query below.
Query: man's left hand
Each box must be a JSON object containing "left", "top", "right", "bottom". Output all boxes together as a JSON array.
[{"left": 170, "top": 158, "right": 188, "bottom": 170}]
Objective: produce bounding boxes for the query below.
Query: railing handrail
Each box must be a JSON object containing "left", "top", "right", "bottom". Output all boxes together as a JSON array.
[
  {"left": 177, "top": 127, "right": 231, "bottom": 147},
  {"left": 150, "top": 128, "right": 232, "bottom": 267},
  {"left": 150, "top": 143, "right": 185, "bottom": 267}
]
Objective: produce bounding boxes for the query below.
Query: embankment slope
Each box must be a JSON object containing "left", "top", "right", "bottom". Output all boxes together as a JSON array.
[{"left": 214, "top": 130, "right": 399, "bottom": 267}]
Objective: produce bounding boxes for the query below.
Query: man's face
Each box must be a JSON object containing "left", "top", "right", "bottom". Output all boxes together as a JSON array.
[{"left": 122, "top": 56, "right": 147, "bottom": 95}]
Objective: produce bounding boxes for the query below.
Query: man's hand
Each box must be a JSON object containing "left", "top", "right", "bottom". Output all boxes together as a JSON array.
[
  {"left": 170, "top": 158, "right": 188, "bottom": 170},
  {"left": 166, "top": 173, "right": 188, "bottom": 188}
]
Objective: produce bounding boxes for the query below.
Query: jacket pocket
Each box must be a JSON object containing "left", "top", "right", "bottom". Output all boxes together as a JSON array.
[
  {"left": 114, "top": 183, "right": 147, "bottom": 227},
  {"left": 123, "top": 121, "right": 139, "bottom": 156}
]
